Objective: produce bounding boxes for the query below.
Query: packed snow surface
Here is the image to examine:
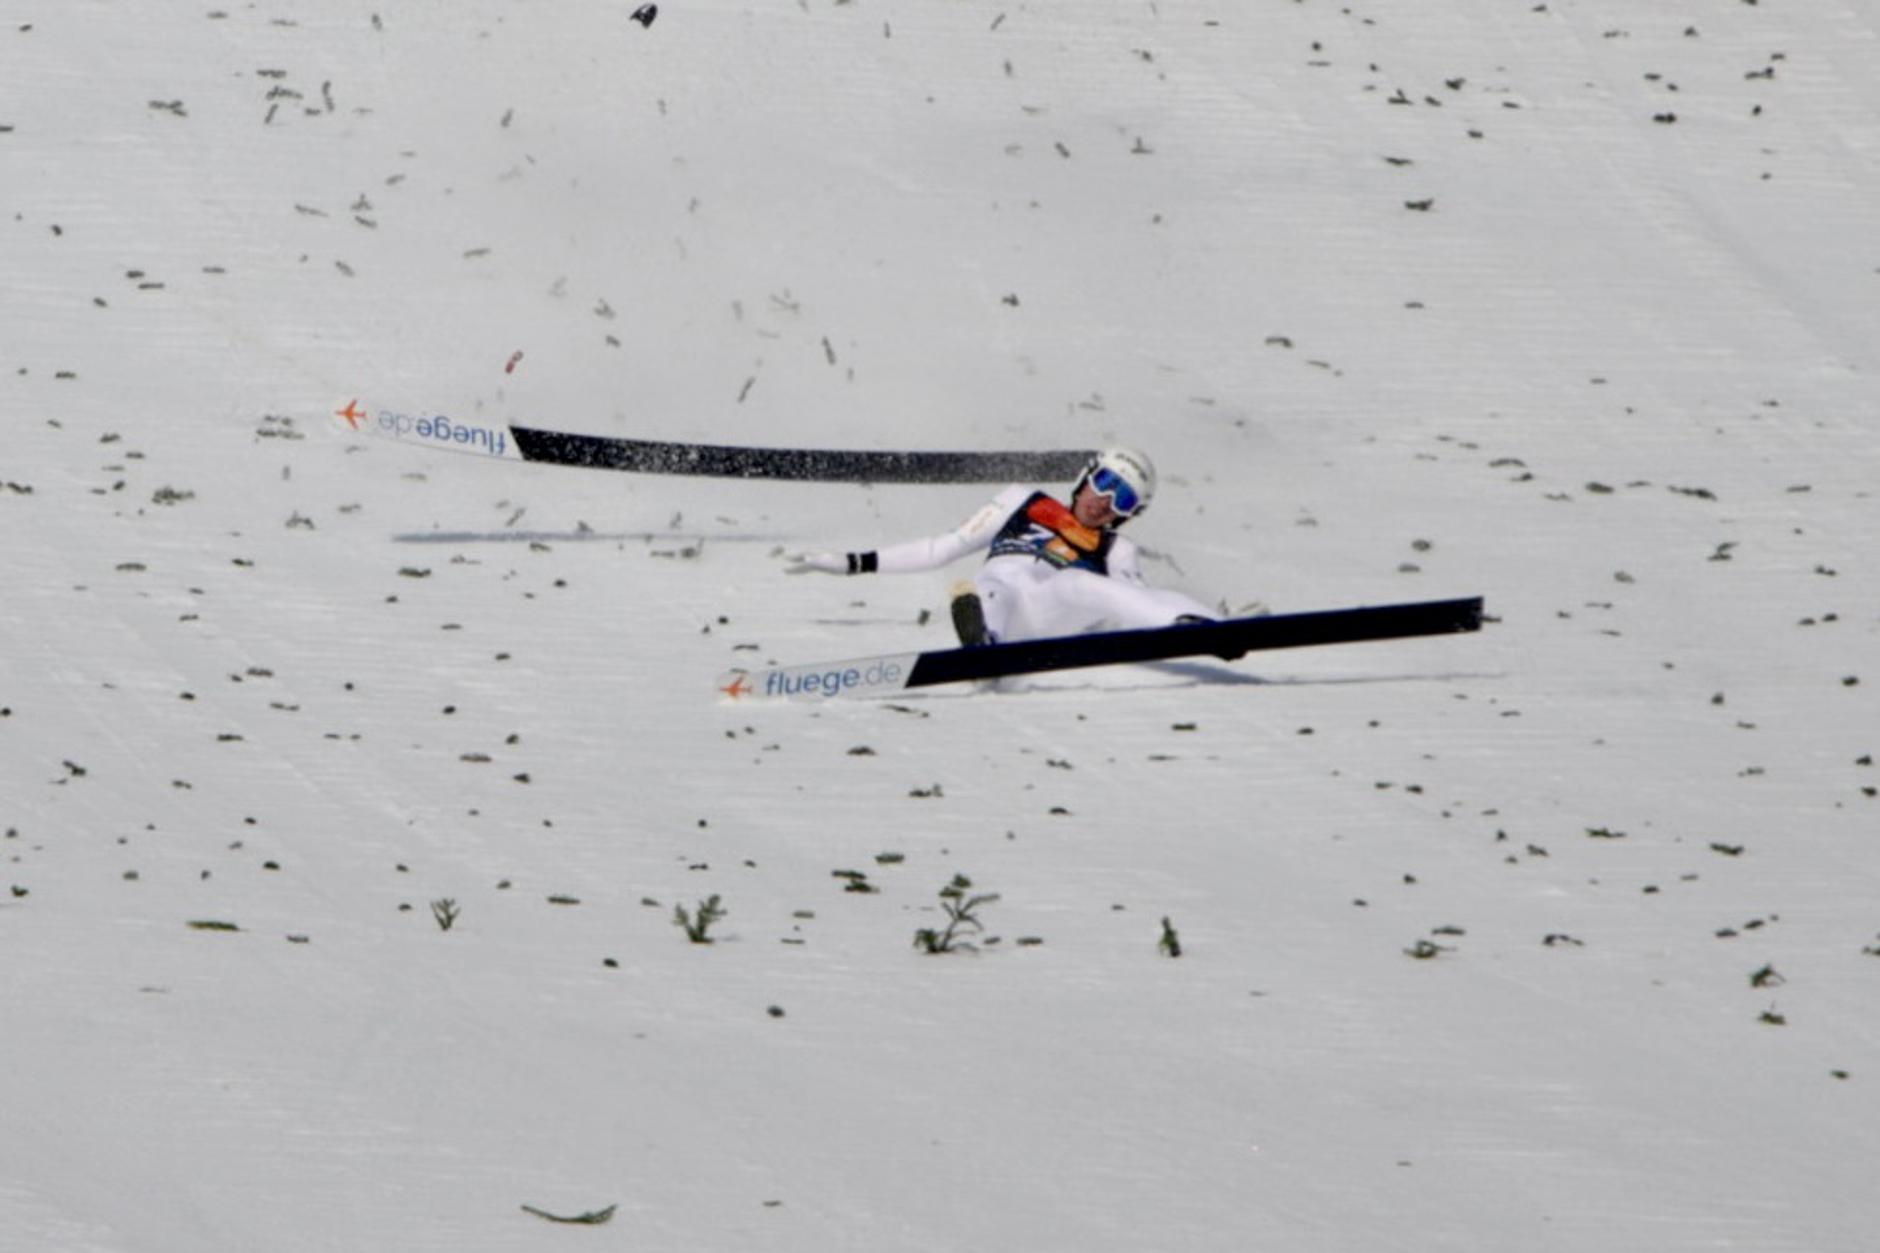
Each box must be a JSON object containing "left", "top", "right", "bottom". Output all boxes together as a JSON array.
[{"left": 4, "top": 2, "right": 1878, "bottom": 1250}]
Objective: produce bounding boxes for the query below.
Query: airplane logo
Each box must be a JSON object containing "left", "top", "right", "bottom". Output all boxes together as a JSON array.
[
  {"left": 718, "top": 672, "right": 754, "bottom": 700},
  {"left": 336, "top": 399, "right": 367, "bottom": 429}
]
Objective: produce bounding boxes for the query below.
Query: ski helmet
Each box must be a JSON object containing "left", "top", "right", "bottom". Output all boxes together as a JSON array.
[{"left": 1075, "top": 446, "right": 1157, "bottom": 521}]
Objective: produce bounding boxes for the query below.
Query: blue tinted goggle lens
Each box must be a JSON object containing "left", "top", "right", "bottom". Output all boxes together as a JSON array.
[{"left": 1090, "top": 466, "right": 1141, "bottom": 515}]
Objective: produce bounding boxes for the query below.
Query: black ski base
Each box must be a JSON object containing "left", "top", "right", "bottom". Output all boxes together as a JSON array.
[
  {"left": 510, "top": 426, "right": 1094, "bottom": 484},
  {"left": 904, "top": 596, "right": 1485, "bottom": 688}
]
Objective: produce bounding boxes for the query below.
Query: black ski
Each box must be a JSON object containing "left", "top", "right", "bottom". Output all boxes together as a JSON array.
[
  {"left": 718, "top": 596, "right": 1486, "bottom": 700},
  {"left": 510, "top": 425, "right": 1094, "bottom": 484}
]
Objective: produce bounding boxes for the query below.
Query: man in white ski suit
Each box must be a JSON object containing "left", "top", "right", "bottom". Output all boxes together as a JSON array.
[{"left": 788, "top": 447, "right": 1217, "bottom": 646}]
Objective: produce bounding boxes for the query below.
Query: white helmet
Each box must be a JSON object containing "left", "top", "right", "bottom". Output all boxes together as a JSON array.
[{"left": 1076, "top": 446, "right": 1156, "bottom": 521}]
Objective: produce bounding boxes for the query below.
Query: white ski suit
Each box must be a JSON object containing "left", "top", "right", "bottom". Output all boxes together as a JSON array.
[{"left": 843, "top": 484, "right": 1215, "bottom": 643}]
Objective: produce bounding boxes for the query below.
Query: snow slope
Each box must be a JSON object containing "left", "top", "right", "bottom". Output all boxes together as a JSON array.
[{"left": 4, "top": 2, "right": 1878, "bottom": 1249}]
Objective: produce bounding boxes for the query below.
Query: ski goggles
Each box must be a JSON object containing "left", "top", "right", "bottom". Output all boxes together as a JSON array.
[{"left": 1089, "top": 466, "right": 1144, "bottom": 516}]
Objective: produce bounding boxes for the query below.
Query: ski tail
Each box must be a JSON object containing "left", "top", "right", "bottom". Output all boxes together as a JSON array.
[
  {"left": 718, "top": 653, "right": 922, "bottom": 702},
  {"left": 331, "top": 399, "right": 522, "bottom": 460}
]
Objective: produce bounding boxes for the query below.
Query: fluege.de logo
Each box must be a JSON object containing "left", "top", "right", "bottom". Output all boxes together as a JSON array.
[
  {"left": 764, "top": 658, "right": 904, "bottom": 698},
  {"left": 338, "top": 399, "right": 508, "bottom": 457}
]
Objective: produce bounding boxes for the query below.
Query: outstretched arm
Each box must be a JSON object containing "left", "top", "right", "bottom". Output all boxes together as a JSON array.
[{"left": 787, "top": 486, "right": 1030, "bottom": 576}]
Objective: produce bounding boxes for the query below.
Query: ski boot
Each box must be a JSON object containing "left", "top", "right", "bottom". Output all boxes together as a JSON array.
[{"left": 950, "top": 583, "right": 992, "bottom": 648}]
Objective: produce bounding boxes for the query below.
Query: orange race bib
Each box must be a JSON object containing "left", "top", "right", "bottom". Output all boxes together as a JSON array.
[{"left": 1026, "top": 497, "right": 1102, "bottom": 557}]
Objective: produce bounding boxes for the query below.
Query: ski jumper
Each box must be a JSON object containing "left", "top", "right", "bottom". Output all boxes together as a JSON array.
[{"left": 866, "top": 485, "right": 1215, "bottom": 643}]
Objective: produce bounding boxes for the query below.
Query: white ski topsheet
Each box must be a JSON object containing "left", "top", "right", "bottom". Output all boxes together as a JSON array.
[
  {"left": 718, "top": 653, "right": 921, "bottom": 702},
  {"left": 331, "top": 397, "right": 521, "bottom": 460}
]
